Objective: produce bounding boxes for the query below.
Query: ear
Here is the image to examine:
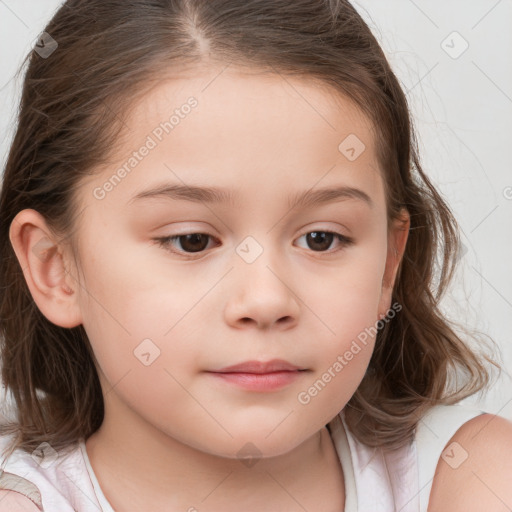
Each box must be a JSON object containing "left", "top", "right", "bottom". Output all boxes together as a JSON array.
[
  {"left": 9, "top": 209, "right": 83, "bottom": 328},
  {"left": 377, "top": 208, "right": 410, "bottom": 320}
]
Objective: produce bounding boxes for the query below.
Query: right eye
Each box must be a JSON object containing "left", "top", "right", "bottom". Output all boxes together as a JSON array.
[{"left": 153, "top": 233, "right": 219, "bottom": 257}]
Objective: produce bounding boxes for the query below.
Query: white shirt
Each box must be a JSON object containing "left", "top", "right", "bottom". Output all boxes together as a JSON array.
[{"left": 0, "top": 403, "right": 484, "bottom": 511}]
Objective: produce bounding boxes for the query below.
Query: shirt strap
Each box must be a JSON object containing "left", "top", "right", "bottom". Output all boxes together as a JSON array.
[
  {"left": 0, "top": 470, "right": 44, "bottom": 511},
  {"left": 328, "top": 413, "right": 358, "bottom": 511}
]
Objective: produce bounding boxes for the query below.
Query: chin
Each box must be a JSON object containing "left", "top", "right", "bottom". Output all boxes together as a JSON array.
[{"left": 193, "top": 428, "right": 312, "bottom": 461}]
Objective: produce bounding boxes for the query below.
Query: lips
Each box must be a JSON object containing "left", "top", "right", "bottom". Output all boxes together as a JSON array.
[
  {"left": 206, "top": 359, "right": 308, "bottom": 392},
  {"left": 211, "top": 359, "right": 305, "bottom": 374}
]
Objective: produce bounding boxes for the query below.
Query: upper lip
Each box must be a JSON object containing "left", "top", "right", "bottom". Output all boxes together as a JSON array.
[{"left": 210, "top": 359, "right": 304, "bottom": 374}]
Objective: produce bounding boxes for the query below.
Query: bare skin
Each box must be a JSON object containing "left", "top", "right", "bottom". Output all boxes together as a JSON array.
[{"left": 10, "top": 64, "right": 410, "bottom": 510}]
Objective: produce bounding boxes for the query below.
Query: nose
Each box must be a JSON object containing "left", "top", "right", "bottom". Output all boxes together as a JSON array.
[{"left": 223, "top": 257, "right": 300, "bottom": 331}]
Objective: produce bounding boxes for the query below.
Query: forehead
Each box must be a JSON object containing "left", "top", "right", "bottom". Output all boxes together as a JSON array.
[{"left": 78, "top": 64, "right": 384, "bottom": 213}]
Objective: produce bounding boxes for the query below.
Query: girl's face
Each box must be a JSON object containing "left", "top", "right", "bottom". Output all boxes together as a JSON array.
[{"left": 69, "top": 65, "right": 408, "bottom": 458}]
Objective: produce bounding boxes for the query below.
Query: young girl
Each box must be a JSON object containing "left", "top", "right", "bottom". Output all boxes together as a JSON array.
[{"left": 0, "top": 0, "right": 510, "bottom": 510}]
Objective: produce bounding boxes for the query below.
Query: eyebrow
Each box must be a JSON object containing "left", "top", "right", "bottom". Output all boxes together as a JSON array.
[{"left": 128, "top": 183, "right": 373, "bottom": 210}]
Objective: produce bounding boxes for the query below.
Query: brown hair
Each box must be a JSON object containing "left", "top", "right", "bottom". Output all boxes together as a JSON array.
[{"left": 0, "top": 0, "right": 499, "bottom": 456}]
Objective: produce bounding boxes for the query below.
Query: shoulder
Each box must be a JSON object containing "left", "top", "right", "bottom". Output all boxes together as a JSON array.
[
  {"left": 0, "top": 490, "right": 41, "bottom": 511},
  {"left": 0, "top": 434, "right": 90, "bottom": 511},
  {"left": 429, "top": 412, "right": 512, "bottom": 511}
]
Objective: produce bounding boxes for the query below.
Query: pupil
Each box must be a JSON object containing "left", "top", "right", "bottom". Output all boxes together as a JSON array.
[
  {"left": 181, "top": 234, "right": 208, "bottom": 252},
  {"left": 308, "top": 232, "right": 333, "bottom": 251}
]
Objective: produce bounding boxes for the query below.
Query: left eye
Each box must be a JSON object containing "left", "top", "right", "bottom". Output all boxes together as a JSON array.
[
  {"left": 295, "top": 230, "right": 354, "bottom": 253},
  {"left": 153, "top": 230, "right": 354, "bottom": 257}
]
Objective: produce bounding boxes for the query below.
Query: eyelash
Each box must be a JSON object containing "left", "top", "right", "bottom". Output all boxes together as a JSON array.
[{"left": 153, "top": 229, "right": 354, "bottom": 259}]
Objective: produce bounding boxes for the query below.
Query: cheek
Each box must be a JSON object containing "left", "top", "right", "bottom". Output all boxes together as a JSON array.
[
  {"left": 292, "top": 243, "right": 386, "bottom": 393},
  {"left": 297, "top": 291, "right": 379, "bottom": 414},
  {"left": 290, "top": 272, "right": 382, "bottom": 432},
  {"left": 75, "top": 231, "right": 206, "bottom": 388},
  {"left": 299, "top": 245, "right": 386, "bottom": 341},
  {"left": 77, "top": 254, "right": 211, "bottom": 448}
]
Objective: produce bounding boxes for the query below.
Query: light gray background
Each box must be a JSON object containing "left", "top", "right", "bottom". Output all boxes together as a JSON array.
[{"left": 0, "top": 1, "right": 511, "bottom": 419}]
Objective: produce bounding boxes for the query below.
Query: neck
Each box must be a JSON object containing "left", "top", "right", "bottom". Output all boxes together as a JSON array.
[{"left": 85, "top": 396, "right": 345, "bottom": 511}]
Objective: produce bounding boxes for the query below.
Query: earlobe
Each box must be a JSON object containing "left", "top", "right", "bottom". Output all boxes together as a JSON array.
[{"left": 9, "top": 209, "right": 83, "bottom": 328}]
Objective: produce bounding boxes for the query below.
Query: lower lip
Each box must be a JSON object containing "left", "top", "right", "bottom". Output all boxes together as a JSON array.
[{"left": 207, "top": 371, "right": 303, "bottom": 391}]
